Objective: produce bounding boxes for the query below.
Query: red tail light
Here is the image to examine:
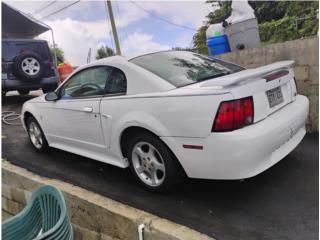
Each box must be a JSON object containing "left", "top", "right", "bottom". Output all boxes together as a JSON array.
[
  {"left": 50, "top": 62, "right": 55, "bottom": 69},
  {"left": 213, "top": 97, "right": 254, "bottom": 132}
]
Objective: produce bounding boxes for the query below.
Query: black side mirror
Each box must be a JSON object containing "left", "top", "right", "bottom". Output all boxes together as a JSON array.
[{"left": 45, "top": 92, "right": 59, "bottom": 101}]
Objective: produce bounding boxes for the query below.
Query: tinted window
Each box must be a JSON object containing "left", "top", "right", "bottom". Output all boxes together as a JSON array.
[
  {"left": 2, "top": 41, "right": 51, "bottom": 62},
  {"left": 61, "top": 67, "right": 112, "bottom": 98},
  {"left": 105, "top": 68, "right": 127, "bottom": 94},
  {"left": 130, "top": 51, "right": 244, "bottom": 87}
]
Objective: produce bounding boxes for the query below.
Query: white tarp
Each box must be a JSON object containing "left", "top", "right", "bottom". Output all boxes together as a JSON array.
[{"left": 226, "top": 0, "right": 255, "bottom": 24}]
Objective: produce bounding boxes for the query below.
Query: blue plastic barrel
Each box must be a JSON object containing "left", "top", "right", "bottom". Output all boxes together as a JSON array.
[{"left": 207, "top": 35, "right": 231, "bottom": 56}]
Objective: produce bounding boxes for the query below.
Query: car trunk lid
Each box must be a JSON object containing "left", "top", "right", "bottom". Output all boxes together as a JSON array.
[{"left": 185, "top": 61, "right": 297, "bottom": 123}]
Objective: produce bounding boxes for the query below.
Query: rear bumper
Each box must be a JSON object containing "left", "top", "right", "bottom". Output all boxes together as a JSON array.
[
  {"left": 2, "top": 76, "right": 59, "bottom": 91},
  {"left": 161, "top": 95, "right": 309, "bottom": 179}
]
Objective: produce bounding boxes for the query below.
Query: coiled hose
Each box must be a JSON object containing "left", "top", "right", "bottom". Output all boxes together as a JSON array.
[{"left": 2, "top": 111, "right": 22, "bottom": 126}]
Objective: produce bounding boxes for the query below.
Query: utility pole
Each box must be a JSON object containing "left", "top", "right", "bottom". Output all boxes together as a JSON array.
[
  {"left": 87, "top": 48, "right": 91, "bottom": 63},
  {"left": 106, "top": 0, "right": 121, "bottom": 55}
]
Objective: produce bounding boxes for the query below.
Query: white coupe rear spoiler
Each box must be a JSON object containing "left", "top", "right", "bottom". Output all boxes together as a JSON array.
[{"left": 201, "top": 60, "right": 295, "bottom": 88}]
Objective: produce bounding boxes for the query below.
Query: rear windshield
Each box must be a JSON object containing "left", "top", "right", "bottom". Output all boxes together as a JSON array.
[
  {"left": 2, "top": 41, "right": 51, "bottom": 62},
  {"left": 130, "top": 51, "right": 244, "bottom": 87}
]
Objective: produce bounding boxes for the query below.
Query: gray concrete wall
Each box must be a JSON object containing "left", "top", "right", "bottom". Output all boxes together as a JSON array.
[
  {"left": 2, "top": 161, "right": 214, "bottom": 240},
  {"left": 220, "top": 37, "right": 319, "bottom": 132}
]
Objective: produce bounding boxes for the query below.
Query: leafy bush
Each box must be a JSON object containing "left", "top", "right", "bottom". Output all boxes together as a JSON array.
[{"left": 259, "top": 15, "right": 318, "bottom": 44}]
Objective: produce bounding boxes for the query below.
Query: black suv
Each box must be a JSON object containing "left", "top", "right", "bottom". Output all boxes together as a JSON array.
[{"left": 2, "top": 39, "right": 59, "bottom": 96}]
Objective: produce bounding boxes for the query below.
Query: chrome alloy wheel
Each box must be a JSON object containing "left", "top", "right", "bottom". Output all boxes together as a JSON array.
[
  {"left": 132, "top": 141, "right": 166, "bottom": 187},
  {"left": 21, "top": 57, "right": 40, "bottom": 76},
  {"left": 28, "top": 122, "right": 43, "bottom": 149}
]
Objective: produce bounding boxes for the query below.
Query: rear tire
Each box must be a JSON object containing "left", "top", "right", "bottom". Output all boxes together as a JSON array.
[
  {"left": 13, "top": 52, "right": 44, "bottom": 80},
  {"left": 18, "top": 90, "right": 30, "bottom": 95},
  {"left": 26, "top": 116, "right": 49, "bottom": 152},
  {"left": 127, "top": 132, "right": 185, "bottom": 192}
]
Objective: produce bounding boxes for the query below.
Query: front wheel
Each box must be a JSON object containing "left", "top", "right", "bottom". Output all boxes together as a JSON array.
[
  {"left": 127, "top": 132, "right": 185, "bottom": 192},
  {"left": 26, "top": 116, "right": 49, "bottom": 152}
]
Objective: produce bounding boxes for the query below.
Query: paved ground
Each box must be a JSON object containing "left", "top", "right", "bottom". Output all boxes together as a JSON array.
[{"left": 2, "top": 91, "right": 319, "bottom": 240}]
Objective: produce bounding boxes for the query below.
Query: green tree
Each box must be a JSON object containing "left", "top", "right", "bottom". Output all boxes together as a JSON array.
[
  {"left": 95, "top": 45, "right": 115, "bottom": 60},
  {"left": 206, "top": 1, "right": 232, "bottom": 24},
  {"left": 193, "top": 26, "right": 210, "bottom": 54},
  {"left": 50, "top": 44, "right": 65, "bottom": 65},
  {"left": 249, "top": 1, "right": 319, "bottom": 23},
  {"left": 256, "top": 1, "right": 319, "bottom": 43},
  {"left": 193, "top": 1, "right": 232, "bottom": 54}
]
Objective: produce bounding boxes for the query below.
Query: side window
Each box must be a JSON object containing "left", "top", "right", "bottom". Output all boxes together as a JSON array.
[
  {"left": 105, "top": 68, "right": 127, "bottom": 94},
  {"left": 38, "top": 42, "right": 50, "bottom": 60},
  {"left": 60, "top": 66, "right": 112, "bottom": 99},
  {"left": 2, "top": 42, "right": 18, "bottom": 62},
  {"left": 2, "top": 42, "right": 10, "bottom": 61}
]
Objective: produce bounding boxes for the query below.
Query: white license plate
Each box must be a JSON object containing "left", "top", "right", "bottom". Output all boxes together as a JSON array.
[{"left": 266, "top": 86, "right": 284, "bottom": 108}]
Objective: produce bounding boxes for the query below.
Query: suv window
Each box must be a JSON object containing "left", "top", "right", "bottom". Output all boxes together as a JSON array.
[
  {"left": 2, "top": 41, "right": 11, "bottom": 61},
  {"left": 2, "top": 41, "right": 51, "bottom": 62},
  {"left": 61, "top": 66, "right": 112, "bottom": 99},
  {"left": 105, "top": 68, "right": 127, "bottom": 94}
]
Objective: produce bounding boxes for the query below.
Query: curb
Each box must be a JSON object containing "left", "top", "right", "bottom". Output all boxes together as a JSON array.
[{"left": 2, "top": 161, "right": 214, "bottom": 240}]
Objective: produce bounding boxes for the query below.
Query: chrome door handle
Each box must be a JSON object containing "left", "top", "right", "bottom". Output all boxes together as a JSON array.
[{"left": 83, "top": 107, "right": 93, "bottom": 113}]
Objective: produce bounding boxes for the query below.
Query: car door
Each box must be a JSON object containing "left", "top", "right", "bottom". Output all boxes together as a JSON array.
[
  {"left": 43, "top": 66, "right": 113, "bottom": 159},
  {"left": 100, "top": 68, "right": 127, "bottom": 154}
]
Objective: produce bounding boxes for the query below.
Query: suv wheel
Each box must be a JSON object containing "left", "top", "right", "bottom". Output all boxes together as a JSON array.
[
  {"left": 18, "top": 90, "right": 30, "bottom": 95},
  {"left": 127, "top": 132, "right": 185, "bottom": 192},
  {"left": 13, "top": 52, "right": 44, "bottom": 80},
  {"left": 26, "top": 116, "right": 49, "bottom": 152}
]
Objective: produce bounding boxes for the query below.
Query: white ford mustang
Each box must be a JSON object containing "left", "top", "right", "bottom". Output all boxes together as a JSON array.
[{"left": 21, "top": 50, "right": 309, "bottom": 192}]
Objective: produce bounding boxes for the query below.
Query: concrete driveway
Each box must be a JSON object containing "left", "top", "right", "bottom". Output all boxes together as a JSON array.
[{"left": 2, "top": 92, "right": 319, "bottom": 240}]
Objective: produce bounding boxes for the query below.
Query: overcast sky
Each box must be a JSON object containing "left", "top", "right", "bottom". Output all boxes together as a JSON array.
[{"left": 5, "top": 0, "right": 215, "bottom": 65}]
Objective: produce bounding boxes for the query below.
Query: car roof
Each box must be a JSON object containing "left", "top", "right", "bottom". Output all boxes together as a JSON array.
[
  {"left": 125, "top": 49, "right": 173, "bottom": 61},
  {"left": 93, "top": 55, "right": 128, "bottom": 65},
  {"left": 91, "top": 51, "right": 165, "bottom": 64},
  {"left": 93, "top": 50, "right": 189, "bottom": 65}
]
